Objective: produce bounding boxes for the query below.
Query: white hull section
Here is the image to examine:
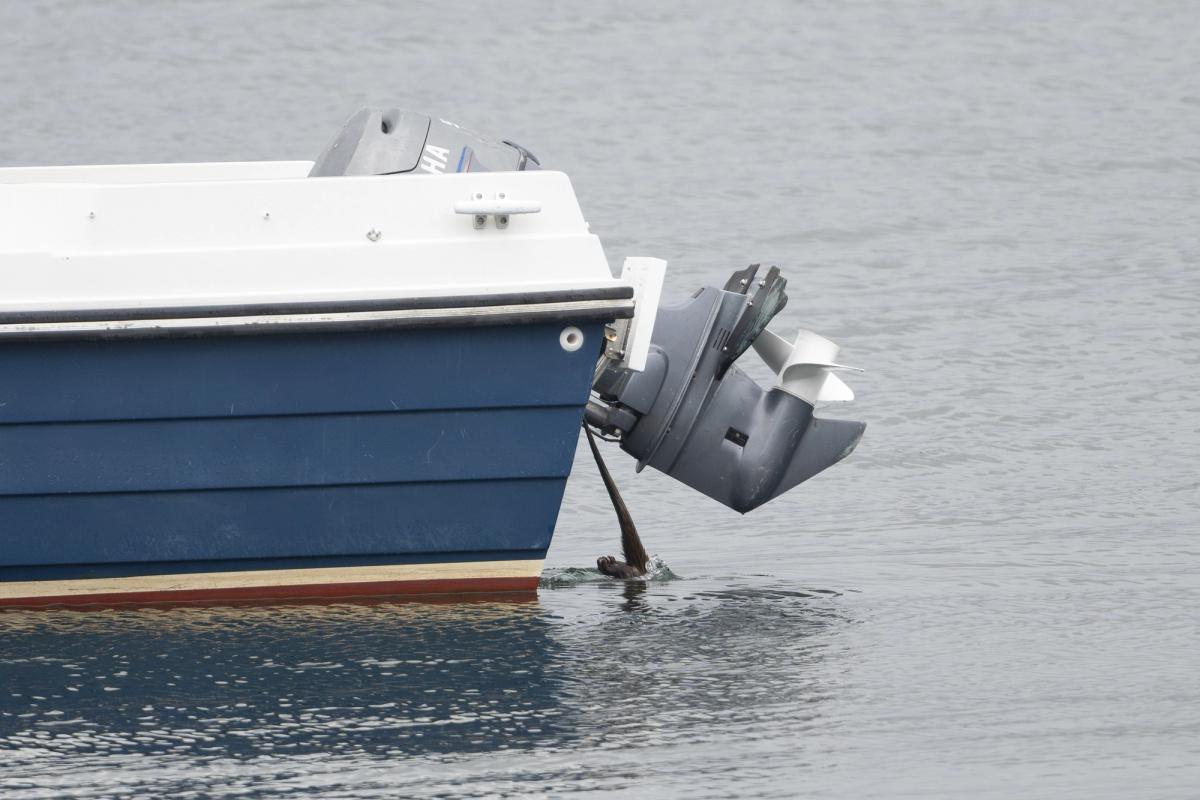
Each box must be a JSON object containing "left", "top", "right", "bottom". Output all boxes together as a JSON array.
[{"left": 0, "top": 168, "right": 619, "bottom": 313}]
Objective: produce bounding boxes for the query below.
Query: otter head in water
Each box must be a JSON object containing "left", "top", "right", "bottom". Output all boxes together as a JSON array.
[{"left": 597, "top": 554, "right": 646, "bottom": 580}]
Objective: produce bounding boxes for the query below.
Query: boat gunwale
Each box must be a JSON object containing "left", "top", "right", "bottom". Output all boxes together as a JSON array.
[{"left": 0, "top": 286, "right": 634, "bottom": 340}]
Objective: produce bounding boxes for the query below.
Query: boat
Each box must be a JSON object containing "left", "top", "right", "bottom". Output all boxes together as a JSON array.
[{"left": 0, "top": 108, "right": 865, "bottom": 608}]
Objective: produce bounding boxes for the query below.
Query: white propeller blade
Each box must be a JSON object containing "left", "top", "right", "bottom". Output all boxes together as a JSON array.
[{"left": 752, "top": 328, "right": 862, "bottom": 405}]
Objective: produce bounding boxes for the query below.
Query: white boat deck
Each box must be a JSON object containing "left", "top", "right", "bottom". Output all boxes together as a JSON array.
[{"left": 0, "top": 164, "right": 621, "bottom": 313}]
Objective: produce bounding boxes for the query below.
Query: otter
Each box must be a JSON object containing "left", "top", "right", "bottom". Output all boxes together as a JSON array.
[
  {"left": 584, "top": 426, "right": 650, "bottom": 579},
  {"left": 597, "top": 553, "right": 647, "bottom": 580}
]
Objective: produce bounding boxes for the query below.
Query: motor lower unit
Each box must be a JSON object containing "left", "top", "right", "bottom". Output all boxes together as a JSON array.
[{"left": 588, "top": 264, "right": 866, "bottom": 513}]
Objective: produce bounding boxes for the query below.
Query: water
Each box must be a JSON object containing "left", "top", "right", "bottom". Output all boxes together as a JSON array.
[{"left": 1, "top": 1, "right": 1198, "bottom": 796}]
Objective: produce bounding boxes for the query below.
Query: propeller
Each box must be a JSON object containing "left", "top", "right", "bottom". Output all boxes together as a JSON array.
[{"left": 751, "top": 328, "right": 863, "bottom": 405}]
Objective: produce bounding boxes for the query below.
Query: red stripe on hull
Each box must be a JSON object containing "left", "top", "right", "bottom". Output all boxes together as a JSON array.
[{"left": 0, "top": 575, "right": 539, "bottom": 610}]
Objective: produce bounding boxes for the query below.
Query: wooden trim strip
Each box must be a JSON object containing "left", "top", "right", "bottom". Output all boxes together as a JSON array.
[{"left": 0, "top": 559, "right": 543, "bottom": 608}]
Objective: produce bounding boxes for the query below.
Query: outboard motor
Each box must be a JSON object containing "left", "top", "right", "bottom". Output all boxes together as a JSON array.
[
  {"left": 310, "top": 107, "right": 863, "bottom": 514},
  {"left": 309, "top": 107, "right": 539, "bottom": 177},
  {"left": 588, "top": 265, "right": 865, "bottom": 513}
]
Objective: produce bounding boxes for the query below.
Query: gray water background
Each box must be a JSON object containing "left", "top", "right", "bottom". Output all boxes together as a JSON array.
[{"left": 1, "top": 1, "right": 1198, "bottom": 797}]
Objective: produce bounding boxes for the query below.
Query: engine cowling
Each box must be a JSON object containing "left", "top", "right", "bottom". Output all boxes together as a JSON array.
[{"left": 588, "top": 265, "right": 865, "bottom": 513}]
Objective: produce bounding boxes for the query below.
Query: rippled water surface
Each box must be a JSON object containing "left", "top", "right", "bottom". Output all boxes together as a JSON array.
[{"left": 2, "top": 1, "right": 1198, "bottom": 797}]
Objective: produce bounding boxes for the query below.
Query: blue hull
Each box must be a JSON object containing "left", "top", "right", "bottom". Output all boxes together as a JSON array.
[{"left": 0, "top": 322, "right": 601, "bottom": 604}]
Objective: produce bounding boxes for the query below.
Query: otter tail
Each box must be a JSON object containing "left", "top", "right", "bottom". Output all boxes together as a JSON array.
[{"left": 584, "top": 424, "right": 649, "bottom": 574}]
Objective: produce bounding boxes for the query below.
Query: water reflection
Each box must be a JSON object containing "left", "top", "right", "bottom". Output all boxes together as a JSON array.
[
  {"left": 539, "top": 575, "right": 848, "bottom": 757},
  {"left": 0, "top": 577, "right": 848, "bottom": 787},
  {"left": 616, "top": 579, "right": 649, "bottom": 613},
  {"left": 0, "top": 598, "right": 572, "bottom": 762}
]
